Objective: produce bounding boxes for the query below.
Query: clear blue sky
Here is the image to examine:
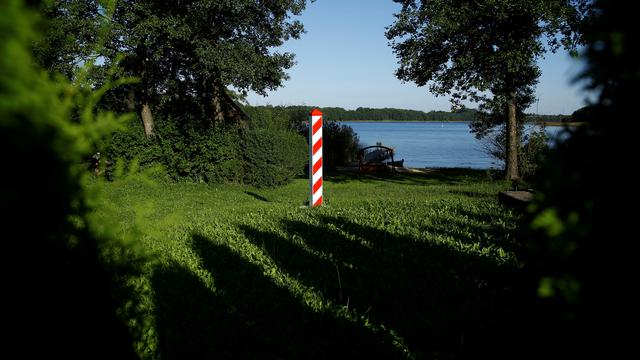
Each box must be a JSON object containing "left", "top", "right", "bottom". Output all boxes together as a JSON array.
[{"left": 246, "top": 0, "right": 590, "bottom": 115}]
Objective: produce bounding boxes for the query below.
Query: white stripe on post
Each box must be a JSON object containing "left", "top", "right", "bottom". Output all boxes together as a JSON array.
[{"left": 309, "top": 108, "right": 323, "bottom": 208}]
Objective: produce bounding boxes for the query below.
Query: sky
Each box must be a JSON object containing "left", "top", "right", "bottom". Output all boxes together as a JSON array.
[{"left": 245, "top": 0, "right": 591, "bottom": 115}]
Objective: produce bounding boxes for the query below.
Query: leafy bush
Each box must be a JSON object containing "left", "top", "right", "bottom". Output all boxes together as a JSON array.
[
  {"left": 479, "top": 124, "right": 550, "bottom": 183},
  {"left": 157, "top": 120, "right": 244, "bottom": 183},
  {"left": 519, "top": 125, "right": 550, "bottom": 181},
  {"left": 105, "top": 118, "right": 164, "bottom": 176},
  {"left": 242, "top": 127, "right": 308, "bottom": 187},
  {"left": 323, "top": 121, "right": 361, "bottom": 172},
  {"left": 106, "top": 104, "right": 308, "bottom": 187},
  {"left": 106, "top": 117, "right": 244, "bottom": 183},
  {"left": 243, "top": 105, "right": 296, "bottom": 131}
]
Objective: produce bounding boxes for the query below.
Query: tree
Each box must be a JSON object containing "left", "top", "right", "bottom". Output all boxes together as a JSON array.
[
  {"left": 109, "top": 0, "right": 308, "bottom": 136},
  {"left": 36, "top": 0, "right": 308, "bottom": 137},
  {"left": 386, "top": 0, "right": 591, "bottom": 180}
]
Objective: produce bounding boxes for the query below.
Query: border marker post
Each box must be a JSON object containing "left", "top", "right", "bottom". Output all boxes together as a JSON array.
[{"left": 309, "top": 109, "right": 323, "bottom": 208}]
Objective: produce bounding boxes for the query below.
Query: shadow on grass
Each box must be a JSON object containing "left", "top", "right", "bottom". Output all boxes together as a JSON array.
[
  {"left": 419, "top": 210, "right": 521, "bottom": 254},
  {"left": 238, "top": 214, "right": 521, "bottom": 359},
  {"left": 244, "top": 191, "right": 270, "bottom": 202},
  {"left": 151, "top": 205, "right": 525, "bottom": 358},
  {"left": 151, "top": 233, "right": 405, "bottom": 359}
]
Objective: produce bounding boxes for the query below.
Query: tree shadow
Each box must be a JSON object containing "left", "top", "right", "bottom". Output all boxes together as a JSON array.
[
  {"left": 239, "top": 225, "right": 344, "bottom": 301},
  {"left": 151, "top": 233, "right": 405, "bottom": 359},
  {"left": 260, "top": 216, "right": 521, "bottom": 359},
  {"left": 244, "top": 191, "right": 270, "bottom": 202},
  {"left": 419, "top": 207, "right": 522, "bottom": 254}
]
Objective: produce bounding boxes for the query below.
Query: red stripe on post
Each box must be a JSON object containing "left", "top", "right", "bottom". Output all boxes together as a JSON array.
[
  {"left": 313, "top": 177, "right": 322, "bottom": 193},
  {"left": 313, "top": 157, "right": 322, "bottom": 174},
  {"left": 312, "top": 118, "right": 322, "bottom": 135},
  {"left": 313, "top": 195, "right": 323, "bottom": 208},
  {"left": 312, "top": 137, "right": 322, "bottom": 155}
]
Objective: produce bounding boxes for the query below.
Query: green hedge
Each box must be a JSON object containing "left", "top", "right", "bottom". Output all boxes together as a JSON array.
[
  {"left": 106, "top": 115, "right": 307, "bottom": 187},
  {"left": 242, "top": 127, "right": 308, "bottom": 187}
]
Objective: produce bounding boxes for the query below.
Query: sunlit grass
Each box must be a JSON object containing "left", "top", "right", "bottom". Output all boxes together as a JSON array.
[{"left": 93, "top": 169, "right": 520, "bottom": 359}]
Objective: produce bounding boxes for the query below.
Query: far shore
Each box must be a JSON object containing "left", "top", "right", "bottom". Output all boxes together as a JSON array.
[
  {"left": 335, "top": 119, "right": 584, "bottom": 127},
  {"left": 336, "top": 120, "right": 471, "bottom": 123}
]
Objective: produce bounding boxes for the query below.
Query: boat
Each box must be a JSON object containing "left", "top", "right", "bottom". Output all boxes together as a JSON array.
[{"left": 357, "top": 144, "right": 402, "bottom": 173}]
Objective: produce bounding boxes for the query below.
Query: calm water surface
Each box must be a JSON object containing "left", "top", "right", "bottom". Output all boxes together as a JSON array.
[{"left": 342, "top": 121, "right": 562, "bottom": 169}]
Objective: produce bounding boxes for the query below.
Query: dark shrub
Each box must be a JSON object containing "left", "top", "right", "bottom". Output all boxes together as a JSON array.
[
  {"left": 106, "top": 105, "right": 308, "bottom": 187},
  {"left": 514, "top": 1, "right": 636, "bottom": 357},
  {"left": 242, "top": 127, "right": 308, "bottom": 187},
  {"left": 106, "top": 117, "right": 244, "bottom": 183},
  {"left": 1, "top": 1, "right": 139, "bottom": 357},
  {"left": 323, "top": 121, "right": 360, "bottom": 173}
]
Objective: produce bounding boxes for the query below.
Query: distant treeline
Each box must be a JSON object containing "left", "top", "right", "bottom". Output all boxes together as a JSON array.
[{"left": 249, "top": 105, "right": 570, "bottom": 123}]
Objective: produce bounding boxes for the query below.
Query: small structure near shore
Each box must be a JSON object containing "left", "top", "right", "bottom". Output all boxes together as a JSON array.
[{"left": 357, "top": 143, "right": 404, "bottom": 173}]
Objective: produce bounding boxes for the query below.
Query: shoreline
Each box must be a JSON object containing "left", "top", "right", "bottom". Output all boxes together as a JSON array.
[
  {"left": 336, "top": 120, "right": 471, "bottom": 123},
  {"left": 336, "top": 119, "right": 583, "bottom": 127}
]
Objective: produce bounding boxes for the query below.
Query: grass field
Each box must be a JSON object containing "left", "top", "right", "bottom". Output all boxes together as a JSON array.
[{"left": 93, "top": 169, "right": 522, "bottom": 359}]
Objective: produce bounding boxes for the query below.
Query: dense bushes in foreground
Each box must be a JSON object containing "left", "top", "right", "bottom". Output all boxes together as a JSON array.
[
  {"left": 1, "top": 1, "right": 142, "bottom": 357},
  {"left": 106, "top": 110, "right": 308, "bottom": 187}
]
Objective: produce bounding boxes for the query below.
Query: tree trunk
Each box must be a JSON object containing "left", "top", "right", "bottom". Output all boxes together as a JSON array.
[
  {"left": 140, "top": 102, "right": 155, "bottom": 137},
  {"left": 506, "top": 89, "right": 519, "bottom": 181},
  {"left": 126, "top": 88, "right": 154, "bottom": 137}
]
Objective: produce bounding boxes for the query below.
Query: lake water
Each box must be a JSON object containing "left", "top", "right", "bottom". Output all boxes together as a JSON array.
[{"left": 342, "top": 121, "right": 562, "bottom": 169}]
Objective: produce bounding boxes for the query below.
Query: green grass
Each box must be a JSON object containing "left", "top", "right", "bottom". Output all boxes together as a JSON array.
[{"left": 93, "top": 169, "right": 521, "bottom": 359}]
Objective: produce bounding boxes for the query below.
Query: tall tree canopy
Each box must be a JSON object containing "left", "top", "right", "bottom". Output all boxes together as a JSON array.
[
  {"left": 36, "top": 0, "right": 308, "bottom": 136},
  {"left": 386, "top": 0, "right": 591, "bottom": 180}
]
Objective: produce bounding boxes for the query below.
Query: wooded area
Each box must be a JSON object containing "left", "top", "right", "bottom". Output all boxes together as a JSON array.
[
  {"left": 1, "top": 0, "right": 632, "bottom": 359},
  {"left": 249, "top": 105, "right": 571, "bottom": 123}
]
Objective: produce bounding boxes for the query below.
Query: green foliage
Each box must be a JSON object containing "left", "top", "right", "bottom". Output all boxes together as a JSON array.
[
  {"left": 108, "top": 0, "right": 307, "bottom": 93},
  {"left": 159, "top": 121, "right": 244, "bottom": 183},
  {"left": 32, "top": 0, "right": 100, "bottom": 78},
  {"left": 323, "top": 121, "right": 361, "bottom": 172},
  {"left": 106, "top": 105, "right": 308, "bottom": 187},
  {"left": 244, "top": 104, "right": 298, "bottom": 130},
  {"left": 105, "top": 118, "right": 164, "bottom": 175},
  {"left": 477, "top": 124, "right": 550, "bottom": 182},
  {"left": 519, "top": 0, "right": 637, "bottom": 356},
  {"left": 518, "top": 126, "right": 550, "bottom": 180},
  {"left": 35, "top": 0, "right": 311, "bottom": 182},
  {"left": 38, "top": 0, "right": 308, "bottom": 93},
  {"left": 106, "top": 119, "right": 244, "bottom": 183},
  {"left": 96, "top": 169, "right": 521, "bottom": 359},
  {"left": 386, "top": 0, "right": 590, "bottom": 103},
  {"left": 1, "top": 0, "right": 143, "bottom": 357},
  {"left": 241, "top": 106, "right": 309, "bottom": 187},
  {"left": 386, "top": 0, "right": 591, "bottom": 179}
]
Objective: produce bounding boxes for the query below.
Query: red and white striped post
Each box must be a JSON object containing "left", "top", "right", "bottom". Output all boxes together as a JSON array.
[{"left": 309, "top": 108, "right": 323, "bottom": 208}]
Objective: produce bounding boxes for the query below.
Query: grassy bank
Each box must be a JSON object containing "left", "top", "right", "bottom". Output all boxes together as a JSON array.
[{"left": 93, "top": 169, "right": 522, "bottom": 359}]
